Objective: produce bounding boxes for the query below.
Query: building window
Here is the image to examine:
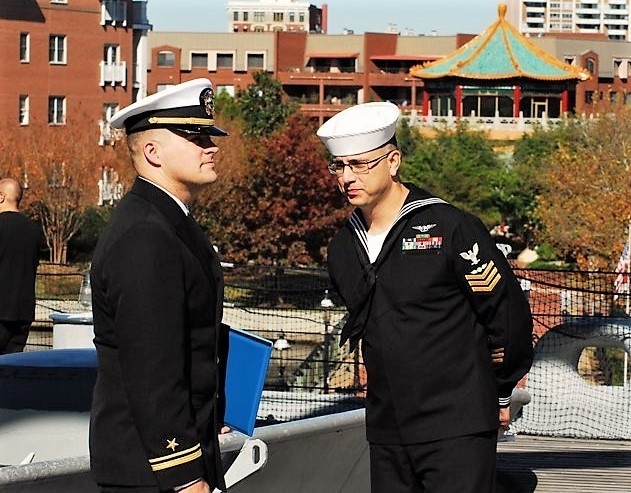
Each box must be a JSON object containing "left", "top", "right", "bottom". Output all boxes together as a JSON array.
[
  {"left": 19, "top": 95, "right": 29, "bottom": 125},
  {"left": 157, "top": 51, "right": 175, "bottom": 67},
  {"left": 191, "top": 53, "right": 208, "bottom": 68},
  {"left": 99, "top": 103, "right": 118, "bottom": 145},
  {"left": 233, "top": 11, "right": 239, "bottom": 21},
  {"left": 243, "top": 11, "right": 249, "bottom": 21},
  {"left": 48, "top": 96, "right": 66, "bottom": 125},
  {"left": 104, "top": 44, "right": 119, "bottom": 64},
  {"left": 299, "top": 12, "right": 305, "bottom": 22},
  {"left": 20, "top": 32, "right": 30, "bottom": 62},
  {"left": 217, "top": 53, "right": 234, "bottom": 69},
  {"left": 254, "top": 11, "right": 264, "bottom": 22},
  {"left": 585, "top": 57, "right": 596, "bottom": 74},
  {"left": 49, "top": 35, "right": 66, "bottom": 64},
  {"left": 289, "top": 12, "right": 295, "bottom": 22},
  {"left": 216, "top": 85, "right": 235, "bottom": 97},
  {"left": 273, "top": 12, "right": 284, "bottom": 22},
  {"left": 247, "top": 53, "right": 265, "bottom": 70}
]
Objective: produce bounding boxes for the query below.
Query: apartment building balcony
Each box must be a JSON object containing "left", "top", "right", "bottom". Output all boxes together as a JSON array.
[
  {"left": 131, "top": 0, "right": 151, "bottom": 29},
  {"left": 604, "top": 18, "right": 629, "bottom": 26},
  {"left": 99, "top": 61, "right": 127, "bottom": 86},
  {"left": 576, "top": 18, "right": 602, "bottom": 26},
  {"left": 578, "top": 26, "right": 602, "bottom": 33},
  {"left": 526, "top": 15, "right": 546, "bottom": 23},
  {"left": 368, "top": 72, "right": 418, "bottom": 86},
  {"left": 522, "top": 25, "right": 546, "bottom": 33},
  {"left": 576, "top": 7, "right": 602, "bottom": 15},
  {"left": 101, "top": 0, "right": 127, "bottom": 27},
  {"left": 524, "top": 6, "right": 546, "bottom": 13},
  {"left": 278, "top": 71, "right": 361, "bottom": 87},
  {"left": 606, "top": 27, "right": 628, "bottom": 35}
]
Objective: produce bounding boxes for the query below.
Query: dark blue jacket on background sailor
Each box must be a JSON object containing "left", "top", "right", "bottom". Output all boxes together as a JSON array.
[
  {"left": 90, "top": 78, "right": 230, "bottom": 493},
  {"left": 317, "top": 102, "right": 533, "bottom": 493}
]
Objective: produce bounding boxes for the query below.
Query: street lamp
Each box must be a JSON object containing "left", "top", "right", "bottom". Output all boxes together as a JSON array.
[
  {"left": 320, "top": 289, "right": 335, "bottom": 392},
  {"left": 274, "top": 332, "right": 291, "bottom": 388}
]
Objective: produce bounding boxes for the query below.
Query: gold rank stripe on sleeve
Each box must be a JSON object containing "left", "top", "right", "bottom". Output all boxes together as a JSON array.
[
  {"left": 148, "top": 443, "right": 202, "bottom": 472},
  {"left": 464, "top": 260, "right": 502, "bottom": 292}
]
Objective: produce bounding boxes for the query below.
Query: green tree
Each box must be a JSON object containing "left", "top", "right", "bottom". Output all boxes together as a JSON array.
[
  {"left": 399, "top": 122, "right": 506, "bottom": 228},
  {"left": 535, "top": 105, "right": 631, "bottom": 269},
  {"left": 208, "top": 112, "right": 349, "bottom": 265},
  {"left": 510, "top": 120, "right": 582, "bottom": 246},
  {"left": 238, "top": 71, "right": 296, "bottom": 137}
]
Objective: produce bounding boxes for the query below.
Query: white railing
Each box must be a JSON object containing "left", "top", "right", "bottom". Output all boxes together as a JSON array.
[
  {"left": 405, "top": 110, "right": 564, "bottom": 134},
  {"left": 99, "top": 61, "right": 127, "bottom": 87}
]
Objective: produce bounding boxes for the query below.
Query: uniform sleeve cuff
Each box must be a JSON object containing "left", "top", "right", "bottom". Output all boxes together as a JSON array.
[
  {"left": 174, "top": 478, "right": 202, "bottom": 491},
  {"left": 498, "top": 396, "right": 511, "bottom": 408}
]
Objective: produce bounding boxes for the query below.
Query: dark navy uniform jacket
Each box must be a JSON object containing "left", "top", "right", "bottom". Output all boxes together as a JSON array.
[
  {"left": 327, "top": 183, "right": 533, "bottom": 445},
  {"left": 90, "top": 178, "right": 228, "bottom": 491}
]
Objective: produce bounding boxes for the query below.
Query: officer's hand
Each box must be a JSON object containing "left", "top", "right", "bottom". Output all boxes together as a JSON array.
[
  {"left": 499, "top": 407, "right": 510, "bottom": 430},
  {"left": 220, "top": 425, "right": 231, "bottom": 434},
  {"left": 180, "top": 480, "right": 210, "bottom": 493}
]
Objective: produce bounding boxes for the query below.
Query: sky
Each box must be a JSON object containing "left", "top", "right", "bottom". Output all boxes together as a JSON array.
[{"left": 147, "top": 1, "right": 506, "bottom": 36}]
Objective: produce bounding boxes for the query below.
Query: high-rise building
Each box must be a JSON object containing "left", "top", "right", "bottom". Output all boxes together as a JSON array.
[
  {"left": 506, "top": 0, "right": 631, "bottom": 41},
  {"left": 227, "top": 0, "right": 326, "bottom": 33}
]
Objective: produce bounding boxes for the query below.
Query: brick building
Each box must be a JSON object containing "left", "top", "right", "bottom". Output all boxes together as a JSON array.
[
  {"left": 0, "top": 0, "right": 151, "bottom": 145},
  {"left": 146, "top": 27, "right": 631, "bottom": 127}
]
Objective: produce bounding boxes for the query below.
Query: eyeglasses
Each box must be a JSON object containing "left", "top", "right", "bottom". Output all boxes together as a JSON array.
[{"left": 327, "top": 150, "right": 392, "bottom": 175}]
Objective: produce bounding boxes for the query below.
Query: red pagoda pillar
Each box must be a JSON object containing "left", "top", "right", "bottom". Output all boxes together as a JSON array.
[
  {"left": 455, "top": 85, "right": 462, "bottom": 117},
  {"left": 513, "top": 85, "right": 522, "bottom": 117},
  {"left": 422, "top": 90, "right": 430, "bottom": 116},
  {"left": 561, "top": 89, "right": 569, "bottom": 114}
]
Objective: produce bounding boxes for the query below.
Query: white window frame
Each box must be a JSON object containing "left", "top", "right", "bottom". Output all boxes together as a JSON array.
[
  {"left": 20, "top": 32, "right": 30, "bottom": 63},
  {"left": 104, "top": 43, "right": 120, "bottom": 64},
  {"left": 190, "top": 51, "right": 210, "bottom": 70},
  {"left": 48, "top": 96, "right": 66, "bottom": 125},
  {"left": 216, "top": 52, "right": 235, "bottom": 71},
  {"left": 19, "top": 95, "right": 29, "bottom": 125},
  {"left": 49, "top": 34, "right": 67, "bottom": 64},
  {"left": 157, "top": 50, "right": 175, "bottom": 68},
  {"left": 99, "top": 103, "right": 119, "bottom": 145},
  {"left": 156, "top": 84, "right": 175, "bottom": 92},
  {"left": 246, "top": 51, "right": 266, "bottom": 71},
  {"left": 216, "top": 85, "right": 235, "bottom": 97}
]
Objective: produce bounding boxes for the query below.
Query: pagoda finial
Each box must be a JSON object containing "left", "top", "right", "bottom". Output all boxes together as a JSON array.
[{"left": 498, "top": 3, "right": 507, "bottom": 19}]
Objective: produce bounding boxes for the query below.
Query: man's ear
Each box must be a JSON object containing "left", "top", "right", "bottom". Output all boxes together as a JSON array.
[
  {"left": 142, "top": 140, "right": 162, "bottom": 167},
  {"left": 388, "top": 149, "right": 401, "bottom": 177}
]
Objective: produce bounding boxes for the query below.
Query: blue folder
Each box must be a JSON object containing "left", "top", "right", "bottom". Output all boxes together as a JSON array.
[{"left": 224, "top": 327, "right": 273, "bottom": 435}]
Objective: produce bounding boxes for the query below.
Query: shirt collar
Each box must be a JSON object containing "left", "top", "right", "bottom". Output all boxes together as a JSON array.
[{"left": 138, "top": 176, "right": 190, "bottom": 216}]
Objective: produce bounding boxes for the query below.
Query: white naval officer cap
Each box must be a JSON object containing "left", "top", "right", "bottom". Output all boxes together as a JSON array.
[
  {"left": 110, "top": 78, "right": 228, "bottom": 136},
  {"left": 316, "top": 101, "right": 400, "bottom": 156}
]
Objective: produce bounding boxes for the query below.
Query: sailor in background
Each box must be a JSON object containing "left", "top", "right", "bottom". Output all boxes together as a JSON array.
[
  {"left": 90, "top": 79, "right": 230, "bottom": 493},
  {"left": 318, "top": 102, "right": 533, "bottom": 493}
]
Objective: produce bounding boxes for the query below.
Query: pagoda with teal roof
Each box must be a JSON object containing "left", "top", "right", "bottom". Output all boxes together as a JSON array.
[{"left": 410, "top": 4, "right": 590, "bottom": 119}]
